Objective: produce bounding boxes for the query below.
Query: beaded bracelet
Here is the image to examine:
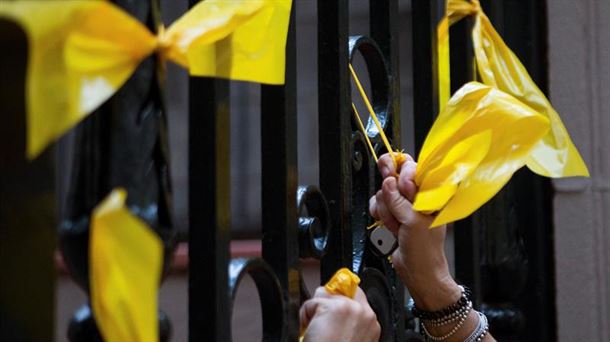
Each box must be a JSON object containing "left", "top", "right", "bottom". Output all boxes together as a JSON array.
[
  {"left": 420, "top": 301, "right": 472, "bottom": 341},
  {"left": 464, "top": 311, "right": 489, "bottom": 342},
  {"left": 412, "top": 285, "right": 472, "bottom": 320},
  {"left": 424, "top": 300, "right": 472, "bottom": 327}
]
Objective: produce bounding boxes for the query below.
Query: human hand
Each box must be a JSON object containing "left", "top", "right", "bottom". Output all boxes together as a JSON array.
[
  {"left": 299, "top": 286, "right": 380, "bottom": 342},
  {"left": 369, "top": 153, "right": 461, "bottom": 311}
]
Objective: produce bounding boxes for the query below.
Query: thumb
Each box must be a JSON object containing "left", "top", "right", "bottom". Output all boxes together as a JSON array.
[{"left": 381, "top": 177, "right": 414, "bottom": 225}]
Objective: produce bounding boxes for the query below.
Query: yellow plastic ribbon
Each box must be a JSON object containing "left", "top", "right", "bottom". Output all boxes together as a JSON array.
[
  {"left": 0, "top": 0, "right": 292, "bottom": 159},
  {"left": 90, "top": 188, "right": 163, "bottom": 342},
  {"left": 299, "top": 268, "right": 360, "bottom": 340},
  {"left": 415, "top": 82, "right": 550, "bottom": 226},
  {"left": 438, "top": 0, "right": 589, "bottom": 178},
  {"left": 324, "top": 268, "right": 361, "bottom": 299},
  {"left": 349, "top": 65, "right": 552, "bottom": 227}
]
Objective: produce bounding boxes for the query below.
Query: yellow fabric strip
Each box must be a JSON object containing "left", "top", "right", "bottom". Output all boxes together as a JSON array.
[
  {"left": 439, "top": 0, "right": 589, "bottom": 178},
  {"left": 415, "top": 82, "right": 550, "bottom": 227},
  {"left": 351, "top": 103, "right": 379, "bottom": 163},
  {"left": 0, "top": 0, "right": 292, "bottom": 159},
  {"left": 90, "top": 189, "right": 163, "bottom": 342}
]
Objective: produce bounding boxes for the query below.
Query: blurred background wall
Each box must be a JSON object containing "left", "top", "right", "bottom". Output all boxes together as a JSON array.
[{"left": 548, "top": 1, "right": 610, "bottom": 341}]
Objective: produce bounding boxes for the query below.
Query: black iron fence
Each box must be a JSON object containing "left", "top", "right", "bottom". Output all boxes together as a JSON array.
[{"left": 0, "top": 0, "right": 555, "bottom": 341}]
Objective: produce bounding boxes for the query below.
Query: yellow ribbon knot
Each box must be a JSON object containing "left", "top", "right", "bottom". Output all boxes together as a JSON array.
[{"left": 0, "top": 0, "right": 292, "bottom": 159}]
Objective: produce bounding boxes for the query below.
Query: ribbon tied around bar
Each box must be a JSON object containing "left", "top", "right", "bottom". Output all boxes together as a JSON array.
[
  {"left": 350, "top": 0, "right": 589, "bottom": 228},
  {"left": 0, "top": 0, "right": 292, "bottom": 158},
  {"left": 438, "top": 0, "right": 589, "bottom": 178}
]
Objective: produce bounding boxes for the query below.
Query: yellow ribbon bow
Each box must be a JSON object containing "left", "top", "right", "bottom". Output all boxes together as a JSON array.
[
  {"left": 0, "top": 0, "right": 292, "bottom": 159},
  {"left": 90, "top": 189, "right": 163, "bottom": 342},
  {"left": 438, "top": 0, "right": 589, "bottom": 178}
]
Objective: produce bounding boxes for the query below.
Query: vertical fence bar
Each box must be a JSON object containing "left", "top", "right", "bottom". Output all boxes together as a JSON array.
[
  {"left": 0, "top": 20, "right": 55, "bottom": 341},
  {"left": 188, "top": 78, "right": 231, "bottom": 342},
  {"left": 370, "top": 0, "right": 401, "bottom": 148},
  {"left": 318, "top": 0, "right": 351, "bottom": 283},
  {"left": 260, "top": 4, "right": 299, "bottom": 341},
  {"left": 369, "top": 1, "right": 406, "bottom": 340},
  {"left": 448, "top": 12, "right": 484, "bottom": 308},
  {"left": 411, "top": 0, "right": 442, "bottom": 156},
  {"left": 187, "top": 0, "right": 231, "bottom": 333}
]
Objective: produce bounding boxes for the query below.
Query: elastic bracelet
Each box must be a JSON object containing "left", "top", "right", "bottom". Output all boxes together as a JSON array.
[
  {"left": 423, "top": 300, "right": 472, "bottom": 327},
  {"left": 412, "top": 285, "right": 472, "bottom": 320},
  {"left": 420, "top": 301, "right": 472, "bottom": 341},
  {"left": 464, "top": 311, "right": 489, "bottom": 342}
]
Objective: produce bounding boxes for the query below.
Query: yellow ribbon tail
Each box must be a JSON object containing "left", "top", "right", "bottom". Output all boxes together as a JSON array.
[
  {"left": 415, "top": 82, "right": 550, "bottom": 228},
  {"left": 165, "top": 0, "right": 293, "bottom": 85},
  {"left": 471, "top": 12, "right": 589, "bottom": 177},
  {"left": 90, "top": 188, "right": 163, "bottom": 342},
  {"left": 439, "top": 0, "right": 589, "bottom": 178}
]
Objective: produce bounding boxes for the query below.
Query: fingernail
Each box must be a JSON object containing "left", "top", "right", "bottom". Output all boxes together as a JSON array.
[{"left": 381, "top": 166, "right": 391, "bottom": 177}]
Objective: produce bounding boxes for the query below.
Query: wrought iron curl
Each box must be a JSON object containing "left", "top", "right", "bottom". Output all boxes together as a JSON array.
[
  {"left": 297, "top": 185, "right": 331, "bottom": 259},
  {"left": 229, "top": 258, "right": 285, "bottom": 341}
]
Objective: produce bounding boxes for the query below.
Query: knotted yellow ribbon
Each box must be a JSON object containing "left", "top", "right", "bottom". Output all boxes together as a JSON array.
[
  {"left": 324, "top": 268, "right": 361, "bottom": 299},
  {"left": 415, "top": 82, "right": 550, "bottom": 226},
  {"left": 90, "top": 189, "right": 163, "bottom": 342},
  {"left": 299, "top": 268, "right": 361, "bottom": 341},
  {"left": 438, "top": 0, "right": 588, "bottom": 178},
  {"left": 0, "top": 0, "right": 292, "bottom": 159}
]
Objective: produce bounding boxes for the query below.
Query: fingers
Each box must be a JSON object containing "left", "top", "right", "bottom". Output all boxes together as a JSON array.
[
  {"left": 380, "top": 177, "right": 413, "bottom": 225},
  {"left": 398, "top": 160, "right": 418, "bottom": 202},
  {"left": 377, "top": 154, "right": 396, "bottom": 178},
  {"left": 378, "top": 152, "right": 414, "bottom": 179},
  {"left": 353, "top": 288, "right": 382, "bottom": 340},
  {"left": 299, "top": 297, "right": 323, "bottom": 333},
  {"left": 369, "top": 196, "right": 379, "bottom": 219},
  {"left": 374, "top": 190, "right": 401, "bottom": 234},
  {"left": 382, "top": 177, "right": 433, "bottom": 229}
]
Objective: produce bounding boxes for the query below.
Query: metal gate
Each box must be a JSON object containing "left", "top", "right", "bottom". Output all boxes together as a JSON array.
[{"left": 0, "top": 0, "right": 555, "bottom": 341}]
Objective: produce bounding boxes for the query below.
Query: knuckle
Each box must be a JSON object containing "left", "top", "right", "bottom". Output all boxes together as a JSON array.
[
  {"left": 333, "top": 299, "right": 352, "bottom": 315},
  {"left": 314, "top": 286, "right": 326, "bottom": 298}
]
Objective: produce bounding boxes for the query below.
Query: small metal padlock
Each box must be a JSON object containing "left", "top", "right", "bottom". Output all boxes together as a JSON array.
[{"left": 369, "top": 225, "right": 398, "bottom": 257}]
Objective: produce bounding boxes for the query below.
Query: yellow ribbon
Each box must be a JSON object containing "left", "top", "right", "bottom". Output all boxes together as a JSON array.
[
  {"left": 0, "top": 0, "right": 292, "bottom": 159},
  {"left": 300, "top": 268, "right": 361, "bottom": 341},
  {"left": 349, "top": 66, "right": 562, "bottom": 227},
  {"left": 90, "top": 189, "right": 163, "bottom": 342},
  {"left": 415, "top": 82, "right": 550, "bottom": 226},
  {"left": 324, "top": 268, "right": 361, "bottom": 299},
  {"left": 438, "top": 0, "right": 589, "bottom": 178}
]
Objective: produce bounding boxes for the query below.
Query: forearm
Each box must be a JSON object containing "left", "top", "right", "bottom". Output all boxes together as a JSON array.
[{"left": 392, "top": 227, "right": 495, "bottom": 341}]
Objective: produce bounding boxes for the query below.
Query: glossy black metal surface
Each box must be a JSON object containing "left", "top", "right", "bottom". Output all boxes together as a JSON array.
[
  {"left": 260, "top": 5, "right": 300, "bottom": 340},
  {"left": 229, "top": 258, "right": 285, "bottom": 341},
  {"left": 318, "top": 0, "right": 353, "bottom": 283}
]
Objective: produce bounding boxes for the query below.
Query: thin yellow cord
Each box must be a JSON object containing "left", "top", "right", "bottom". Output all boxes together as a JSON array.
[
  {"left": 367, "top": 220, "right": 383, "bottom": 230},
  {"left": 352, "top": 103, "right": 379, "bottom": 163},
  {"left": 349, "top": 63, "right": 397, "bottom": 166}
]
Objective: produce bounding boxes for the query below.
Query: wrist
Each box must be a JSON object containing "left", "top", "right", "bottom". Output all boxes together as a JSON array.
[
  {"left": 393, "top": 251, "right": 460, "bottom": 311},
  {"left": 409, "top": 273, "right": 462, "bottom": 311}
]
